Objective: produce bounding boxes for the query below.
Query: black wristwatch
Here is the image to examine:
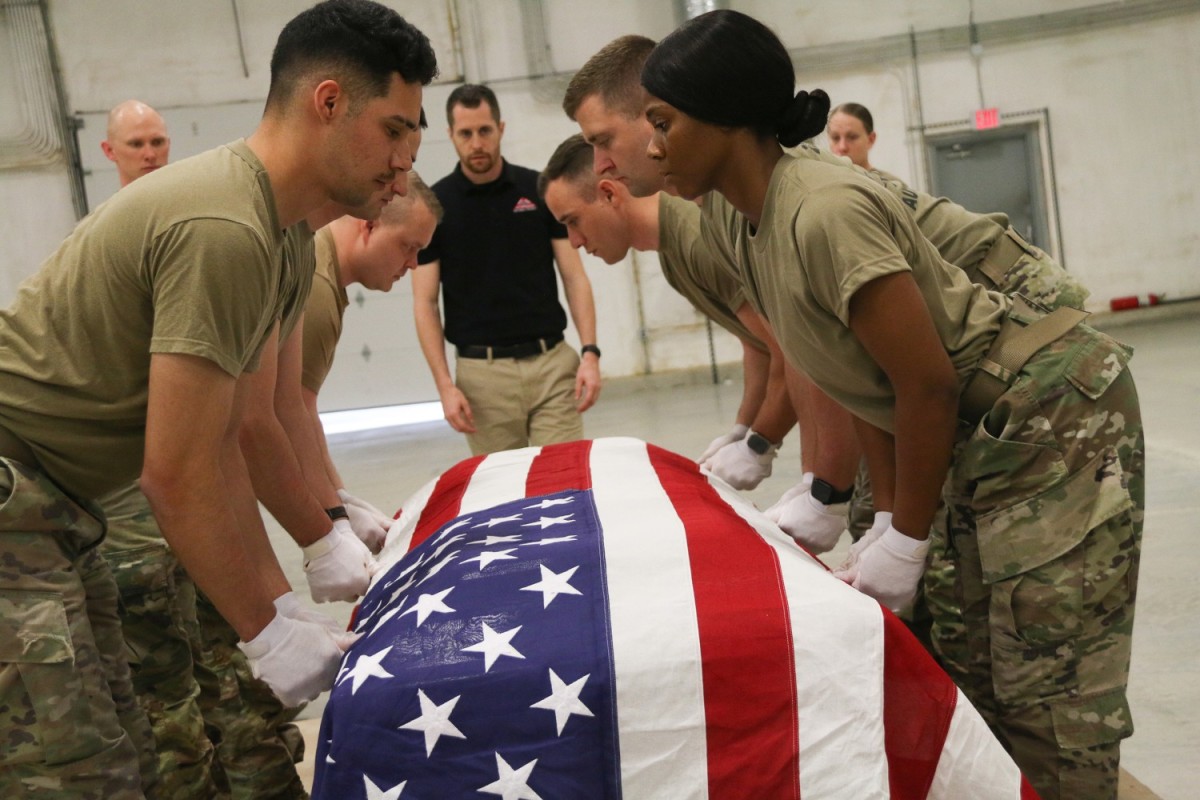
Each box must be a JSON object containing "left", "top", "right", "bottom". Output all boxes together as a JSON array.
[
  {"left": 325, "top": 505, "right": 349, "bottom": 522},
  {"left": 745, "top": 431, "right": 775, "bottom": 455},
  {"left": 811, "top": 478, "right": 853, "bottom": 505},
  {"left": 580, "top": 344, "right": 601, "bottom": 358}
]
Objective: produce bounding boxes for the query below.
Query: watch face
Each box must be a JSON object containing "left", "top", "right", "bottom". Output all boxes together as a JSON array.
[{"left": 746, "top": 433, "right": 770, "bottom": 455}]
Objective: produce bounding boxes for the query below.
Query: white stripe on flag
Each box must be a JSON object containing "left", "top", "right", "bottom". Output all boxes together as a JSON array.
[
  {"left": 710, "top": 477, "right": 891, "bottom": 798},
  {"left": 929, "top": 688, "right": 1024, "bottom": 799},
  {"left": 590, "top": 438, "right": 709, "bottom": 798},
  {"left": 459, "top": 447, "right": 540, "bottom": 514}
]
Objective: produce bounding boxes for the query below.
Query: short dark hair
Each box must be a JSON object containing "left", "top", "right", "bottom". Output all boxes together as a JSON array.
[
  {"left": 641, "top": 10, "right": 828, "bottom": 148},
  {"left": 563, "top": 35, "right": 657, "bottom": 120},
  {"left": 382, "top": 171, "right": 444, "bottom": 224},
  {"left": 446, "top": 84, "right": 500, "bottom": 127},
  {"left": 830, "top": 102, "right": 874, "bottom": 135},
  {"left": 266, "top": 0, "right": 437, "bottom": 114},
  {"left": 538, "top": 134, "right": 597, "bottom": 200}
]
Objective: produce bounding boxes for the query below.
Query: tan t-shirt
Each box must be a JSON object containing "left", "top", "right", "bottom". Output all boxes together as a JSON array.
[
  {"left": 704, "top": 153, "right": 1007, "bottom": 433},
  {"left": 280, "top": 221, "right": 316, "bottom": 344},
  {"left": 301, "top": 227, "right": 349, "bottom": 394},
  {"left": 657, "top": 194, "right": 765, "bottom": 352},
  {"left": 0, "top": 140, "right": 289, "bottom": 499}
]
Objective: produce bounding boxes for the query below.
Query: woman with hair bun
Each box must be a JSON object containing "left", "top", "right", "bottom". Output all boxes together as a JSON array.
[{"left": 641, "top": 10, "right": 1143, "bottom": 800}]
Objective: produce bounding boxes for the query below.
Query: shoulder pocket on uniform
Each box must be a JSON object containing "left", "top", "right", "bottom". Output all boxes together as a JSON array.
[
  {"left": 0, "top": 590, "right": 73, "bottom": 664},
  {"left": 1064, "top": 330, "right": 1132, "bottom": 401}
]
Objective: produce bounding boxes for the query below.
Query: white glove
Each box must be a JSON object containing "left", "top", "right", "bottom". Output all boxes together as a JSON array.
[
  {"left": 849, "top": 524, "right": 930, "bottom": 612},
  {"left": 303, "top": 519, "right": 376, "bottom": 603},
  {"left": 237, "top": 611, "right": 355, "bottom": 708},
  {"left": 338, "top": 488, "right": 391, "bottom": 553},
  {"left": 274, "top": 590, "right": 346, "bottom": 636},
  {"left": 763, "top": 473, "right": 815, "bottom": 523},
  {"left": 703, "top": 435, "right": 777, "bottom": 490},
  {"left": 697, "top": 423, "right": 749, "bottom": 463},
  {"left": 833, "top": 511, "right": 892, "bottom": 584},
  {"left": 776, "top": 491, "right": 848, "bottom": 554}
]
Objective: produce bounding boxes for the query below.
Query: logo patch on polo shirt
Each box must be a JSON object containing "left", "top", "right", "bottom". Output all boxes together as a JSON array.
[{"left": 513, "top": 197, "right": 538, "bottom": 213}]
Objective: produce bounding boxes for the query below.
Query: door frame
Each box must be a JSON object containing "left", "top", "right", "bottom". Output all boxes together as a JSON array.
[{"left": 921, "top": 108, "right": 1065, "bottom": 266}]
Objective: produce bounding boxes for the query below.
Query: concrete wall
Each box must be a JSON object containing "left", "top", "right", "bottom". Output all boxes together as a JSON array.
[{"left": 3, "top": 0, "right": 1196, "bottom": 410}]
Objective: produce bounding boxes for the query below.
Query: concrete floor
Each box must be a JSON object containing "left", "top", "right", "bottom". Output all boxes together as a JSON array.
[{"left": 274, "top": 302, "right": 1198, "bottom": 799}]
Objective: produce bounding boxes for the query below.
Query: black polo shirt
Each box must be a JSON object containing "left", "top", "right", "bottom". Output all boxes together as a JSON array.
[{"left": 419, "top": 159, "right": 569, "bottom": 347}]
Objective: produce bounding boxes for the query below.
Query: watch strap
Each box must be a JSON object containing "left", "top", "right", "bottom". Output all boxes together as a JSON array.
[
  {"left": 811, "top": 478, "right": 853, "bottom": 505},
  {"left": 580, "top": 343, "right": 601, "bottom": 358}
]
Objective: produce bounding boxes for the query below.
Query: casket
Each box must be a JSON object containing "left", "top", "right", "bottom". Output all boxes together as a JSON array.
[{"left": 313, "top": 437, "right": 1039, "bottom": 799}]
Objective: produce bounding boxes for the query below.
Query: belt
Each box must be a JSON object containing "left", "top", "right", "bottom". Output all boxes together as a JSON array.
[
  {"left": 959, "top": 295, "right": 1089, "bottom": 425},
  {"left": 0, "top": 421, "right": 39, "bottom": 467},
  {"left": 976, "top": 226, "right": 1034, "bottom": 288},
  {"left": 456, "top": 335, "right": 563, "bottom": 360}
]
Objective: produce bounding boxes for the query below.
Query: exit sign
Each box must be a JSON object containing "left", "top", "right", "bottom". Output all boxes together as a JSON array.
[{"left": 975, "top": 107, "right": 1000, "bottom": 129}]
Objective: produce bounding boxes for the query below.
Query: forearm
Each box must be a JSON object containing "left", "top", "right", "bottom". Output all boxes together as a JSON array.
[
  {"left": 804, "top": 382, "right": 861, "bottom": 490},
  {"left": 890, "top": 386, "right": 956, "bottom": 539},
  {"left": 304, "top": 388, "right": 344, "bottom": 490},
  {"left": 275, "top": 385, "right": 341, "bottom": 505},
  {"left": 221, "top": 438, "right": 292, "bottom": 599},
  {"left": 414, "top": 298, "right": 455, "bottom": 391},
  {"left": 238, "top": 410, "right": 332, "bottom": 548},
  {"left": 748, "top": 349, "right": 796, "bottom": 444},
  {"left": 142, "top": 438, "right": 278, "bottom": 642},
  {"left": 852, "top": 417, "right": 896, "bottom": 513},
  {"left": 736, "top": 340, "right": 769, "bottom": 428},
  {"left": 562, "top": 277, "right": 598, "bottom": 346}
]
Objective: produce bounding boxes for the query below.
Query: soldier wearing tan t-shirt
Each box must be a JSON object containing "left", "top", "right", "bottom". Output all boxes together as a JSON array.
[
  {"left": 643, "top": 13, "right": 1143, "bottom": 797},
  {"left": 299, "top": 176, "right": 441, "bottom": 510},
  {"left": 0, "top": 5, "right": 436, "bottom": 796}
]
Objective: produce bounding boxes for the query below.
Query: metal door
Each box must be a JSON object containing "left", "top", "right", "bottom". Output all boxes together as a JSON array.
[{"left": 927, "top": 124, "right": 1050, "bottom": 250}]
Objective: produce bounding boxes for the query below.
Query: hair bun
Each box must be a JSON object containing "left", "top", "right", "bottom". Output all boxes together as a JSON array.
[{"left": 778, "top": 88, "right": 831, "bottom": 147}]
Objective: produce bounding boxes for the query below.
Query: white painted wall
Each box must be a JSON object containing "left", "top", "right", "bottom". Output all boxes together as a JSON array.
[{"left": 4, "top": 1, "right": 1197, "bottom": 411}]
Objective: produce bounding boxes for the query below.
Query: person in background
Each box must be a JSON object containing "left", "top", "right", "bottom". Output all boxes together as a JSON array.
[
  {"left": 300, "top": 175, "right": 442, "bottom": 517},
  {"left": 825, "top": 102, "right": 876, "bottom": 170},
  {"left": 414, "top": 84, "right": 601, "bottom": 455},
  {"left": 101, "top": 100, "right": 171, "bottom": 188}
]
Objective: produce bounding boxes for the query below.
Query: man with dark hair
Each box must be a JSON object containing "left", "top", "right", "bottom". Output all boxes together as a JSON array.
[
  {"left": 414, "top": 84, "right": 601, "bottom": 455},
  {"left": 0, "top": 2, "right": 435, "bottom": 796}
]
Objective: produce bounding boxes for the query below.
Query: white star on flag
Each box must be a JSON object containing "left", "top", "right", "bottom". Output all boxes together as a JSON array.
[
  {"left": 474, "top": 513, "right": 523, "bottom": 528},
  {"left": 478, "top": 753, "right": 542, "bottom": 800},
  {"left": 524, "top": 497, "right": 574, "bottom": 509},
  {"left": 461, "top": 548, "right": 519, "bottom": 570},
  {"left": 400, "top": 587, "right": 456, "bottom": 625},
  {"left": 469, "top": 534, "right": 523, "bottom": 546},
  {"left": 415, "top": 552, "right": 460, "bottom": 586},
  {"left": 434, "top": 517, "right": 472, "bottom": 541},
  {"left": 430, "top": 534, "right": 466, "bottom": 559},
  {"left": 340, "top": 646, "right": 394, "bottom": 695},
  {"left": 518, "top": 535, "right": 577, "bottom": 547},
  {"left": 461, "top": 622, "right": 525, "bottom": 671},
  {"left": 520, "top": 564, "right": 582, "bottom": 608},
  {"left": 530, "top": 669, "right": 594, "bottom": 735},
  {"left": 364, "top": 775, "right": 406, "bottom": 799},
  {"left": 521, "top": 514, "right": 574, "bottom": 530},
  {"left": 399, "top": 689, "right": 467, "bottom": 756}
]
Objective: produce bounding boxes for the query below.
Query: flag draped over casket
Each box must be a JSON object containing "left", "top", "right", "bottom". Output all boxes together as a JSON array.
[{"left": 313, "top": 437, "right": 1039, "bottom": 799}]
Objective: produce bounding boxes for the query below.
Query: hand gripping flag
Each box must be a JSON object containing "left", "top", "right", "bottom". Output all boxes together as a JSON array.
[{"left": 313, "top": 437, "right": 1040, "bottom": 799}]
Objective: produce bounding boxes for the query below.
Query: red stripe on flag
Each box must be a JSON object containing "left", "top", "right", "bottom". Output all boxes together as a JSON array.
[
  {"left": 409, "top": 454, "right": 486, "bottom": 551},
  {"left": 1020, "top": 776, "right": 1042, "bottom": 799},
  {"left": 525, "top": 440, "right": 594, "bottom": 496},
  {"left": 880, "top": 610, "right": 957, "bottom": 798},
  {"left": 647, "top": 445, "right": 801, "bottom": 800}
]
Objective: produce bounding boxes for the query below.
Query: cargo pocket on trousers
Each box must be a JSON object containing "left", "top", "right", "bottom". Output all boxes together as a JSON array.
[
  {"left": 1051, "top": 686, "right": 1134, "bottom": 749},
  {"left": 0, "top": 589, "right": 94, "bottom": 767},
  {"left": 976, "top": 447, "right": 1134, "bottom": 706}
]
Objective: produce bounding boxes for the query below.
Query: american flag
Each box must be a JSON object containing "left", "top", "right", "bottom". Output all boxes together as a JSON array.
[{"left": 313, "top": 437, "right": 1039, "bottom": 799}]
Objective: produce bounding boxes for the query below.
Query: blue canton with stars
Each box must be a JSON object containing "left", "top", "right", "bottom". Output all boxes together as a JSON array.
[{"left": 312, "top": 489, "right": 622, "bottom": 800}]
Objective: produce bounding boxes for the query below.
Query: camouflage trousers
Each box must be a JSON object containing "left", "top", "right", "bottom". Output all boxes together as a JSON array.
[
  {"left": 967, "top": 228, "right": 1091, "bottom": 313},
  {"left": 100, "top": 482, "right": 308, "bottom": 800},
  {"left": 935, "top": 317, "right": 1144, "bottom": 800},
  {"left": 0, "top": 459, "right": 156, "bottom": 799}
]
